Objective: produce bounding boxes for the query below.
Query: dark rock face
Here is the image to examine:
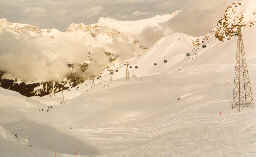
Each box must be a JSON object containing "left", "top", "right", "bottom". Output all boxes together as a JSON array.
[
  {"left": 0, "top": 71, "right": 83, "bottom": 97},
  {"left": 0, "top": 79, "right": 40, "bottom": 97}
]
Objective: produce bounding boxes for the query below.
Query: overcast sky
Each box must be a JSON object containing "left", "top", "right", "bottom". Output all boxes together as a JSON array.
[
  {"left": 0, "top": 0, "right": 184, "bottom": 30},
  {"left": 0, "top": 0, "right": 234, "bottom": 32}
]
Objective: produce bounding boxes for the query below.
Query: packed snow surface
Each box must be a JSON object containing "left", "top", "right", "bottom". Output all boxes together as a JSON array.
[
  {"left": 1, "top": 23, "right": 256, "bottom": 157},
  {"left": 2, "top": 1, "right": 256, "bottom": 156}
]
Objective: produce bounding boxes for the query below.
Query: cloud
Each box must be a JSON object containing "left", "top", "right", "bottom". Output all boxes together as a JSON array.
[
  {"left": 0, "top": 0, "right": 178, "bottom": 29},
  {"left": 0, "top": 24, "right": 146, "bottom": 82},
  {"left": 166, "top": 0, "right": 235, "bottom": 36},
  {"left": 0, "top": 31, "right": 70, "bottom": 81},
  {"left": 0, "top": 0, "right": 236, "bottom": 35}
]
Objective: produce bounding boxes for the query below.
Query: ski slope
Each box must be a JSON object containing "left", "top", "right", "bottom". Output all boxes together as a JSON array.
[{"left": 1, "top": 25, "right": 256, "bottom": 157}]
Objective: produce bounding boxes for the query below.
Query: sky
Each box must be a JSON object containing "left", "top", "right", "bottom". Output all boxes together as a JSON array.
[
  {"left": 0, "top": 0, "right": 183, "bottom": 30},
  {"left": 0, "top": 0, "right": 245, "bottom": 36},
  {"left": 0, "top": 0, "right": 233, "bottom": 31}
]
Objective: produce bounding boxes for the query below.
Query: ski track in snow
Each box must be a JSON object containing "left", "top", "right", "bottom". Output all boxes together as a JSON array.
[{"left": 2, "top": 14, "right": 256, "bottom": 157}]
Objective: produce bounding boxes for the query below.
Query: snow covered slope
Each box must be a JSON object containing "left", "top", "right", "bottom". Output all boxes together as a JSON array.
[
  {"left": 98, "top": 13, "right": 178, "bottom": 35},
  {"left": 0, "top": 15, "right": 176, "bottom": 83},
  {"left": 133, "top": 33, "right": 193, "bottom": 77},
  {"left": 2, "top": 1, "right": 256, "bottom": 156},
  {"left": 1, "top": 25, "right": 256, "bottom": 157}
]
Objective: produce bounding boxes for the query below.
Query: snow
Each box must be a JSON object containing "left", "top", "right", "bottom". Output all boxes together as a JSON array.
[
  {"left": 0, "top": 13, "right": 179, "bottom": 83},
  {"left": 1, "top": 1, "right": 256, "bottom": 157},
  {"left": 98, "top": 13, "right": 179, "bottom": 36},
  {"left": 133, "top": 33, "right": 193, "bottom": 77},
  {"left": 0, "top": 25, "right": 256, "bottom": 157},
  {"left": 0, "top": 21, "right": 139, "bottom": 82}
]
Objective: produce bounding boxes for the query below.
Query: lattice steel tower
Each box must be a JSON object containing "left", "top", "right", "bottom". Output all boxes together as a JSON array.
[
  {"left": 124, "top": 63, "right": 130, "bottom": 80},
  {"left": 232, "top": 27, "right": 254, "bottom": 111}
]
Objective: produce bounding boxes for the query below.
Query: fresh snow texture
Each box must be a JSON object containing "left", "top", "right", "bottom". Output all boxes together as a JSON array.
[{"left": 1, "top": 1, "right": 256, "bottom": 157}]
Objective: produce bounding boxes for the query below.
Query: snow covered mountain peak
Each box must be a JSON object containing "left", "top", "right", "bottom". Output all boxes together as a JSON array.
[
  {"left": 0, "top": 13, "right": 181, "bottom": 97},
  {"left": 97, "top": 12, "right": 180, "bottom": 35},
  {"left": 66, "top": 23, "right": 121, "bottom": 39}
]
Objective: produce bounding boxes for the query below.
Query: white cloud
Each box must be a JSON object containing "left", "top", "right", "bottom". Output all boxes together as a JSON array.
[
  {"left": 166, "top": 0, "right": 235, "bottom": 35},
  {"left": 0, "top": 0, "right": 236, "bottom": 35},
  {"left": 0, "top": 0, "right": 178, "bottom": 29}
]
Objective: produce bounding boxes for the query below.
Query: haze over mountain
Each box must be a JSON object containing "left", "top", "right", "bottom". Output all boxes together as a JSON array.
[
  {"left": 0, "top": 0, "right": 234, "bottom": 35},
  {"left": 1, "top": 0, "right": 256, "bottom": 157}
]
